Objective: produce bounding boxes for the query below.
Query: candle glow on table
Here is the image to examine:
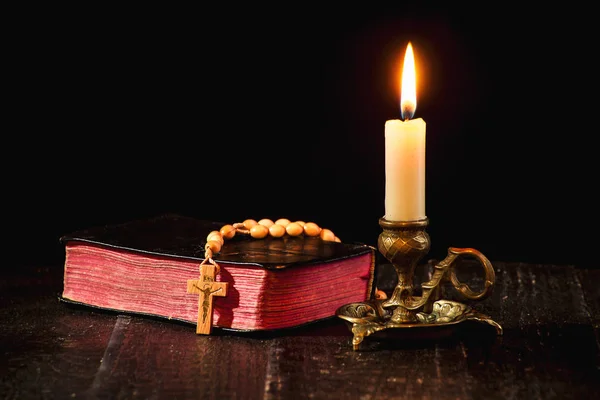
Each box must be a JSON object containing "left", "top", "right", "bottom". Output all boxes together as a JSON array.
[{"left": 384, "top": 42, "right": 426, "bottom": 222}]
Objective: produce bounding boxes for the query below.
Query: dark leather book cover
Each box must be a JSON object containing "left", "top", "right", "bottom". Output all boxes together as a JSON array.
[
  {"left": 59, "top": 213, "right": 374, "bottom": 269},
  {"left": 59, "top": 213, "right": 377, "bottom": 332}
]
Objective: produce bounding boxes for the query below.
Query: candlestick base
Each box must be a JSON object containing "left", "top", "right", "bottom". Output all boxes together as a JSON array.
[{"left": 335, "top": 217, "right": 502, "bottom": 350}]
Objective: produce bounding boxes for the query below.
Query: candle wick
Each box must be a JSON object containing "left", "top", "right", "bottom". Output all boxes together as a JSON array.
[{"left": 401, "top": 103, "right": 415, "bottom": 121}]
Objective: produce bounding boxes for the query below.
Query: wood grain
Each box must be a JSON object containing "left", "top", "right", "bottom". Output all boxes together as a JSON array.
[{"left": 1, "top": 262, "right": 599, "bottom": 399}]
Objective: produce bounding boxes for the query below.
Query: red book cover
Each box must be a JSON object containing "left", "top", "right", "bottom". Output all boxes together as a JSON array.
[{"left": 60, "top": 213, "right": 376, "bottom": 332}]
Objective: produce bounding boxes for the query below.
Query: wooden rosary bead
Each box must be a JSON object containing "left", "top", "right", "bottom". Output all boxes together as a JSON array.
[
  {"left": 207, "top": 230, "right": 224, "bottom": 245},
  {"left": 275, "top": 218, "right": 290, "bottom": 227},
  {"left": 303, "top": 222, "right": 321, "bottom": 237},
  {"left": 243, "top": 219, "right": 258, "bottom": 230},
  {"left": 220, "top": 224, "right": 236, "bottom": 240},
  {"left": 206, "top": 239, "right": 222, "bottom": 253},
  {"left": 269, "top": 224, "right": 286, "bottom": 238},
  {"left": 319, "top": 228, "right": 336, "bottom": 242},
  {"left": 286, "top": 222, "right": 303, "bottom": 236},
  {"left": 258, "top": 218, "right": 274, "bottom": 227},
  {"left": 250, "top": 224, "right": 269, "bottom": 239}
]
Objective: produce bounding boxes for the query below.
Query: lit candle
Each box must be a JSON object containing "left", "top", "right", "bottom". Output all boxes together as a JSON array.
[{"left": 384, "top": 42, "right": 426, "bottom": 222}]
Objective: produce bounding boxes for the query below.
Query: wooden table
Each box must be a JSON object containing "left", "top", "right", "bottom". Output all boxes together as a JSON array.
[{"left": 2, "top": 261, "right": 599, "bottom": 399}]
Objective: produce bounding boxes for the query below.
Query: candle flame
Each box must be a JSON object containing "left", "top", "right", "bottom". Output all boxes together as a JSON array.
[{"left": 401, "top": 42, "right": 416, "bottom": 120}]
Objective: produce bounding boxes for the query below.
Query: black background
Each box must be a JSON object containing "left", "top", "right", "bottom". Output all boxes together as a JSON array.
[{"left": 6, "top": 3, "right": 597, "bottom": 273}]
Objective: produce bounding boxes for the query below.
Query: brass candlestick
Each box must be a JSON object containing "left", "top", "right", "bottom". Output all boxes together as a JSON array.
[{"left": 336, "top": 217, "right": 502, "bottom": 350}]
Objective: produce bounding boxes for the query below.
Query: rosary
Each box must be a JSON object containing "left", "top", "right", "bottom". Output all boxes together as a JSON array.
[
  {"left": 186, "top": 218, "right": 342, "bottom": 334},
  {"left": 204, "top": 218, "right": 340, "bottom": 259}
]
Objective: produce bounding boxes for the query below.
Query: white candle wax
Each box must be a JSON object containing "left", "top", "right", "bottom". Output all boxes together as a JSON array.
[{"left": 384, "top": 117, "right": 426, "bottom": 221}]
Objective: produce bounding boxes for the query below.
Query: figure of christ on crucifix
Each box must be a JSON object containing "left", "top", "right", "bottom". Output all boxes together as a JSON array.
[{"left": 187, "top": 264, "right": 228, "bottom": 334}]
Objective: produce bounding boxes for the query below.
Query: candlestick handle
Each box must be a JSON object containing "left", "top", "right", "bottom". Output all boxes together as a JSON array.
[{"left": 444, "top": 247, "right": 495, "bottom": 301}]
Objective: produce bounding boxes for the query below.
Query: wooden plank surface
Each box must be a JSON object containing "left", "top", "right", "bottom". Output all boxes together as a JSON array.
[{"left": 1, "top": 262, "right": 599, "bottom": 399}]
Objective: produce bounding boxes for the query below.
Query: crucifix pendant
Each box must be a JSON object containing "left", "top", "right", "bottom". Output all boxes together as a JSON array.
[{"left": 187, "top": 263, "right": 228, "bottom": 334}]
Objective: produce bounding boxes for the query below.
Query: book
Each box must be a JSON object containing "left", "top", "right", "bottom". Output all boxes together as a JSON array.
[{"left": 59, "top": 213, "right": 377, "bottom": 333}]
